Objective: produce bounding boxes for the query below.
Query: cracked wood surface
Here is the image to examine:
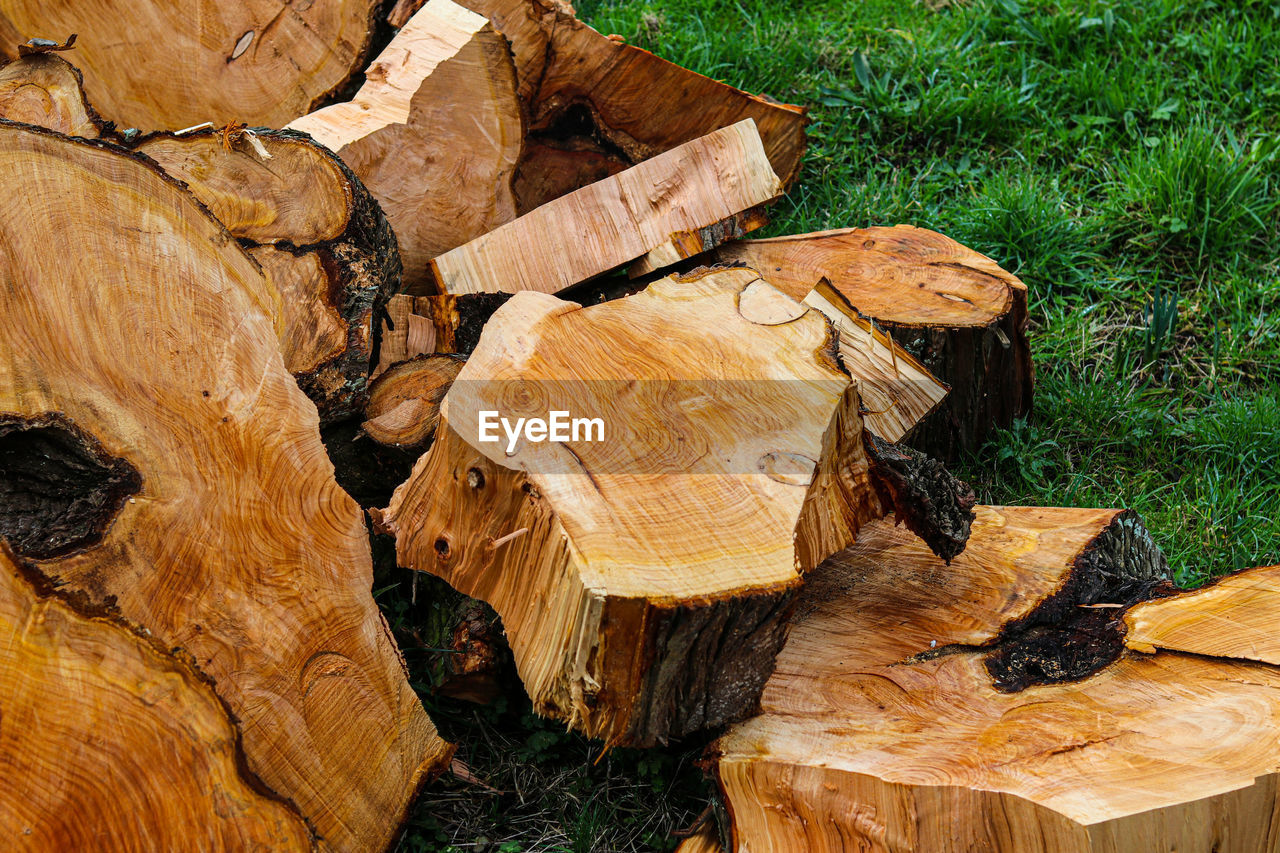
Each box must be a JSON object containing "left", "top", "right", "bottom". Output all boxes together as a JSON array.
[
  {"left": 0, "top": 122, "right": 450, "bottom": 852},
  {"left": 425, "top": 119, "right": 782, "bottom": 295},
  {"left": 712, "top": 506, "right": 1280, "bottom": 852},
  {"left": 0, "top": 0, "right": 380, "bottom": 129},
  {"left": 379, "top": 268, "right": 889, "bottom": 746}
]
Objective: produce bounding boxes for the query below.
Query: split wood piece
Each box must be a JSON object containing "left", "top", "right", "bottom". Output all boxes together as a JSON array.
[
  {"left": 805, "top": 279, "right": 947, "bottom": 443},
  {"left": 1125, "top": 563, "right": 1280, "bottom": 665},
  {"left": 0, "top": 0, "right": 379, "bottom": 129},
  {"left": 375, "top": 292, "right": 514, "bottom": 374},
  {"left": 675, "top": 825, "right": 724, "bottom": 853},
  {"left": 288, "top": 0, "right": 523, "bottom": 292},
  {"left": 363, "top": 353, "right": 466, "bottom": 452},
  {"left": 426, "top": 119, "right": 782, "bottom": 295},
  {"left": 0, "top": 545, "right": 313, "bottom": 850},
  {"left": 714, "top": 225, "right": 1033, "bottom": 459},
  {"left": 0, "top": 122, "right": 450, "bottom": 851},
  {"left": 418, "top": 0, "right": 807, "bottom": 212},
  {"left": 378, "top": 268, "right": 891, "bottom": 746},
  {"left": 0, "top": 53, "right": 108, "bottom": 138},
  {"left": 712, "top": 507, "right": 1280, "bottom": 852},
  {"left": 133, "top": 127, "right": 401, "bottom": 423}
]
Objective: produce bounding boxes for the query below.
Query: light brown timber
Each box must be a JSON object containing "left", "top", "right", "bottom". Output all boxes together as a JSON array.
[
  {"left": 0, "top": 0, "right": 380, "bottom": 129},
  {"left": 426, "top": 119, "right": 782, "bottom": 295},
  {"left": 379, "top": 268, "right": 888, "bottom": 746},
  {"left": 1125, "top": 563, "right": 1280, "bottom": 665},
  {"left": 710, "top": 506, "right": 1280, "bottom": 852},
  {"left": 0, "top": 545, "right": 315, "bottom": 850},
  {"left": 133, "top": 127, "right": 401, "bottom": 423},
  {"left": 289, "top": 0, "right": 523, "bottom": 292},
  {"left": 0, "top": 122, "right": 450, "bottom": 851},
  {"left": 714, "top": 225, "right": 1034, "bottom": 458}
]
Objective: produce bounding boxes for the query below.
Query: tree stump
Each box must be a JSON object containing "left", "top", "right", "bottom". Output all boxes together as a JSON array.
[{"left": 711, "top": 506, "right": 1280, "bottom": 852}]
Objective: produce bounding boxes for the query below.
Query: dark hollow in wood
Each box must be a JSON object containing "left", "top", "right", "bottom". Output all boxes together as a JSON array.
[{"left": 0, "top": 413, "right": 141, "bottom": 559}]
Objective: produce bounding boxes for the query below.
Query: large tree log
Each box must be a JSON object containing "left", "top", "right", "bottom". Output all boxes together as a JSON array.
[
  {"left": 397, "top": 0, "right": 807, "bottom": 211},
  {"left": 289, "top": 0, "right": 523, "bottom": 292},
  {"left": 0, "top": 52, "right": 108, "bottom": 138},
  {"left": 377, "top": 268, "right": 972, "bottom": 745},
  {"left": 427, "top": 119, "right": 781, "bottom": 295},
  {"left": 378, "top": 268, "right": 885, "bottom": 745},
  {"left": 0, "top": 0, "right": 380, "bottom": 130},
  {"left": 1125, "top": 564, "right": 1280, "bottom": 665},
  {"left": 0, "top": 122, "right": 450, "bottom": 851},
  {"left": 132, "top": 127, "right": 401, "bottom": 423},
  {"left": 0, "top": 57, "right": 401, "bottom": 425},
  {"left": 714, "top": 226, "right": 1034, "bottom": 458},
  {"left": 0, "top": 545, "right": 313, "bottom": 850},
  {"left": 709, "top": 506, "right": 1280, "bottom": 851}
]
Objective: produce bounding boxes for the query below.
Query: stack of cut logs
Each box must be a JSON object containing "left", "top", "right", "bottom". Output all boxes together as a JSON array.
[{"left": 0, "top": 2, "right": 1276, "bottom": 851}]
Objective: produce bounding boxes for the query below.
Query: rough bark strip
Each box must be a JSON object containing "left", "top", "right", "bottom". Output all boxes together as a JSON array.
[
  {"left": 865, "top": 431, "right": 976, "bottom": 563},
  {"left": 0, "top": 413, "right": 141, "bottom": 560}
]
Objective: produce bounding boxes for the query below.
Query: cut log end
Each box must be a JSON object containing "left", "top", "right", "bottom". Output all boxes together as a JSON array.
[
  {"left": 381, "top": 268, "right": 890, "bottom": 745},
  {"left": 133, "top": 127, "right": 402, "bottom": 424},
  {"left": 0, "top": 121, "right": 448, "bottom": 851},
  {"left": 715, "top": 225, "right": 1034, "bottom": 458},
  {"left": 708, "top": 506, "right": 1280, "bottom": 852},
  {"left": 0, "top": 0, "right": 382, "bottom": 129},
  {"left": 0, "top": 544, "right": 315, "bottom": 850}
]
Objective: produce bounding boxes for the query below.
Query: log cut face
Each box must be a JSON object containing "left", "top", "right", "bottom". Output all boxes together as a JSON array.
[
  {"left": 289, "top": 0, "right": 523, "bottom": 293},
  {"left": 381, "top": 268, "right": 889, "bottom": 746},
  {"left": 0, "top": 54, "right": 108, "bottom": 139},
  {"left": 0, "top": 123, "right": 449, "bottom": 851},
  {"left": 450, "top": 0, "right": 807, "bottom": 211},
  {"left": 1125, "top": 564, "right": 1280, "bottom": 665},
  {"left": 0, "top": 0, "right": 379, "bottom": 130},
  {"left": 715, "top": 225, "right": 1033, "bottom": 458},
  {"left": 712, "top": 506, "right": 1280, "bottom": 852},
  {"left": 427, "top": 119, "right": 782, "bottom": 295},
  {"left": 0, "top": 546, "right": 314, "bottom": 850},
  {"left": 134, "top": 128, "right": 401, "bottom": 423}
]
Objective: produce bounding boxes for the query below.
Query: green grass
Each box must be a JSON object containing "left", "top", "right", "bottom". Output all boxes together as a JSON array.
[{"left": 392, "top": 0, "right": 1280, "bottom": 848}]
